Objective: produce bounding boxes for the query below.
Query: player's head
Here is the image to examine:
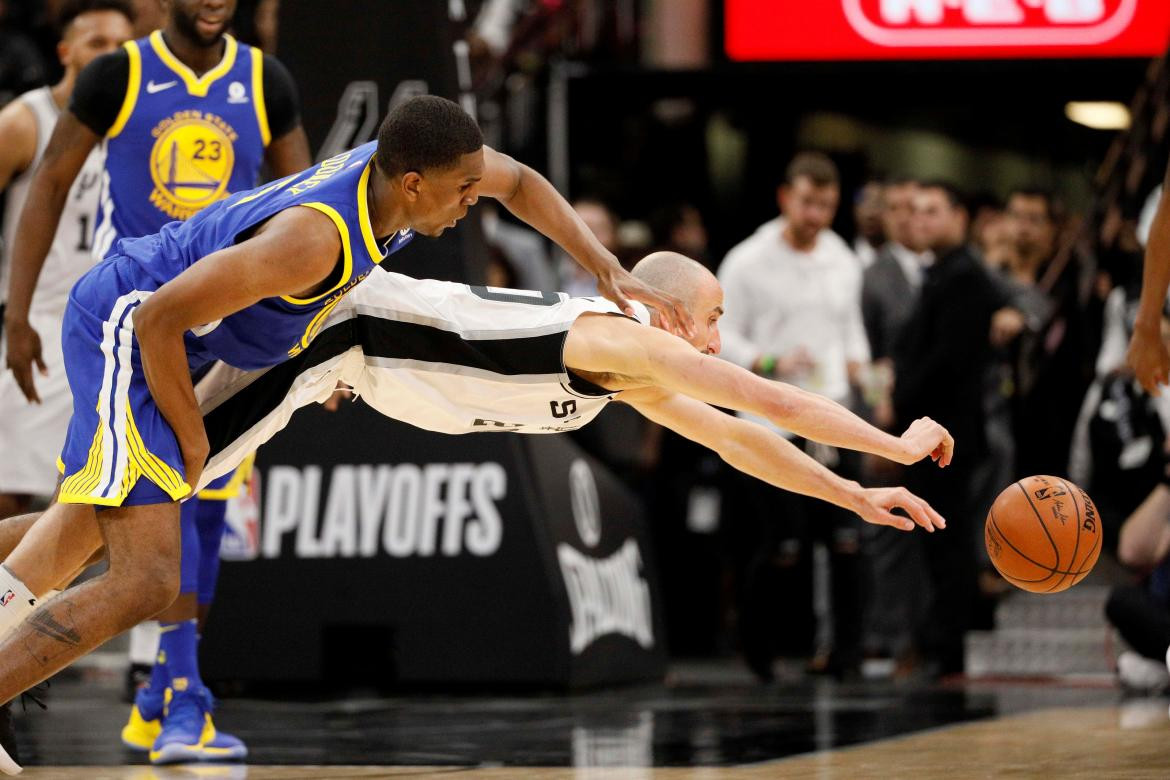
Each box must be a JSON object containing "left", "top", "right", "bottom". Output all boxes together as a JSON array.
[
  {"left": 779, "top": 152, "right": 840, "bottom": 249},
  {"left": 913, "top": 181, "right": 967, "bottom": 254},
  {"left": 375, "top": 96, "right": 485, "bottom": 238},
  {"left": 167, "top": 0, "right": 235, "bottom": 47},
  {"left": 631, "top": 252, "right": 723, "bottom": 355},
  {"left": 56, "top": 0, "right": 135, "bottom": 74}
]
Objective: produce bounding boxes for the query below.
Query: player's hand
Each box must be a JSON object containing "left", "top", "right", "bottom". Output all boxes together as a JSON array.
[
  {"left": 853, "top": 486, "right": 946, "bottom": 533},
  {"left": 894, "top": 416, "right": 953, "bottom": 467},
  {"left": 4, "top": 317, "right": 47, "bottom": 404},
  {"left": 1127, "top": 323, "right": 1170, "bottom": 396},
  {"left": 597, "top": 267, "right": 694, "bottom": 339},
  {"left": 180, "top": 433, "right": 210, "bottom": 496}
]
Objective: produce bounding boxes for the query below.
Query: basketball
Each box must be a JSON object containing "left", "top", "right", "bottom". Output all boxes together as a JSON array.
[{"left": 984, "top": 475, "right": 1102, "bottom": 594}]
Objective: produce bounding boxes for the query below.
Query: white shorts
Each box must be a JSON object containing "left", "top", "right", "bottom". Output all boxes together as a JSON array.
[{"left": 0, "top": 311, "right": 70, "bottom": 496}]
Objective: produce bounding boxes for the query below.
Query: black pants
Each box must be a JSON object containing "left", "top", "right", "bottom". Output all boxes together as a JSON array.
[
  {"left": 1106, "top": 584, "right": 1170, "bottom": 661},
  {"left": 907, "top": 458, "right": 979, "bottom": 674},
  {"left": 730, "top": 439, "right": 864, "bottom": 671}
]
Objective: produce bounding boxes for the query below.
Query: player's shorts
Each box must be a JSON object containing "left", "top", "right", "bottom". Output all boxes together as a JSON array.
[
  {"left": 55, "top": 263, "right": 191, "bottom": 507},
  {"left": 0, "top": 309, "right": 71, "bottom": 496},
  {"left": 196, "top": 454, "right": 254, "bottom": 501}
]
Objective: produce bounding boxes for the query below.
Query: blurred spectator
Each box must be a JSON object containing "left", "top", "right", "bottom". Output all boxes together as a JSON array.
[
  {"left": 859, "top": 176, "right": 932, "bottom": 671},
  {"left": 893, "top": 181, "right": 1009, "bottom": 676},
  {"left": 649, "top": 202, "right": 709, "bottom": 266},
  {"left": 967, "top": 191, "right": 1003, "bottom": 256},
  {"left": 852, "top": 178, "right": 885, "bottom": 270},
  {"left": 1106, "top": 480, "right": 1170, "bottom": 693},
  {"left": 0, "top": 0, "right": 48, "bottom": 108},
  {"left": 718, "top": 152, "right": 869, "bottom": 681},
  {"left": 1005, "top": 188, "right": 1093, "bottom": 478},
  {"left": 481, "top": 202, "right": 557, "bottom": 290},
  {"left": 979, "top": 212, "right": 1020, "bottom": 273},
  {"left": 861, "top": 177, "right": 931, "bottom": 417},
  {"left": 557, "top": 196, "right": 617, "bottom": 297}
]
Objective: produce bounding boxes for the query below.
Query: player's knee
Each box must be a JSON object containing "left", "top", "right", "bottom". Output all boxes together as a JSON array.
[{"left": 121, "top": 559, "right": 181, "bottom": 619}]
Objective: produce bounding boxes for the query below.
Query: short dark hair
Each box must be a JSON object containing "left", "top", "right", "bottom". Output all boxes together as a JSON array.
[
  {"left": 1007, "top": 186, "right": 1061, "bottom": 222},
  {"left": 375, "top": 96, "right": 483, "bottom": 176},
  {"left": 55, "top": 0, "right": 135, "bottom": 35},
  {"left": 918, "top": 179, "right": 965, "bottom": 210},
  {"left": 785, "top": 152, "right": 839, "bottom": 187}
]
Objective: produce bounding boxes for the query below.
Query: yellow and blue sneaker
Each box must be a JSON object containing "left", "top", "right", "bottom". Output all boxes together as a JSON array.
[
  {"left": 121, "top": 685, "right": 164, "bottom": 751},
  {"left": 149, "top": 682, "right": 247, "bottom": 765},
  {"left": 195, "top": 687, "right": 247, "bottom": 763}
]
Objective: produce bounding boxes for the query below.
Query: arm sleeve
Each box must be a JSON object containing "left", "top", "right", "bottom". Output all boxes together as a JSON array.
[
  {"left": 261, "top": 55, "right": 302, "bottom": 141},
  {"left": 716, "top": 253, "right": 762, "bottom": 369},
  {"left": 68, "top": 49, "right": 130, "bottom": 137}
]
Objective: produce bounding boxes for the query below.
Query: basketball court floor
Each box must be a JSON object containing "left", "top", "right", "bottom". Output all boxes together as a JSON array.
[{"left": 8, "top": 663, "right": 1168, "bottom": 778}]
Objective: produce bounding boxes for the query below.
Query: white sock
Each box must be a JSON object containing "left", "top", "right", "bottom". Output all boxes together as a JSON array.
[
  {"left": 129, "top": 621, "right": 161, "bottom": 666},
  {"left": 0, "top": 565, "right": 37, "bottom": 639}
]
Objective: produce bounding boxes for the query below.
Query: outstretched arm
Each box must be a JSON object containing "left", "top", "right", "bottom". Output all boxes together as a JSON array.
[
  {"left": 476, "top": 145, "right": 692, "bottom": 337},
  {"left": 563, "top": 314, "right": 953, "bottom": 467},
  {"left": 624, "top": 388, "right": 945, "bottom": 532}
]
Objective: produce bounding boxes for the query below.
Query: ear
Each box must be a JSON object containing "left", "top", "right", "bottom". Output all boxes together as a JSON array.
[
  {"left": 776, "top": 186, "right": 787, "bottom": 213},
  {"left": 401, "top": 172, "right": 422, "bottom": 201},
  {"left": 57, "top": 39, "right": 71, "bottom": 69}
]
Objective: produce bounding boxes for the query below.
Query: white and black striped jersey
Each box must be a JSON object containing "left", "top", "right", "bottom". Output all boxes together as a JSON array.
[{"left": 196, "top": 269, "right": 648, "bottom": 489}]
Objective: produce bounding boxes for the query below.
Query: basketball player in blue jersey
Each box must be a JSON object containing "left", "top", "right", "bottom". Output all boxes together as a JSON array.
[
  {"left": 2, "top": 0, "right": 311, "bottom": 765},
  {"left": 0, "top": 95, "right": 689, "bottom": 774}
]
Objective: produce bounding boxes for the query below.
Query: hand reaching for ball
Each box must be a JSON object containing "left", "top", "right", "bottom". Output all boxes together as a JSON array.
[{"left": 894, "top": 416, "right": 954, "bottom": 467}]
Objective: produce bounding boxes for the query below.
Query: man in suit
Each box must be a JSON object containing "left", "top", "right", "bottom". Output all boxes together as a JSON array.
[
  {"left": 893, "top": 181, "right": 1009, "bottom": 676},
  {"left": 859, "top": 176, "right": 933, "bottom": 671}
]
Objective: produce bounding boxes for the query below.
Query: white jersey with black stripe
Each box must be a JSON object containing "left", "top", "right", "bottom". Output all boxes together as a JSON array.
[
  {"left": 0, "top": 87, "right": 104, "bottom": 312},
  {"left": 195, "top": 270, "right": 648, "bottom": 489}
]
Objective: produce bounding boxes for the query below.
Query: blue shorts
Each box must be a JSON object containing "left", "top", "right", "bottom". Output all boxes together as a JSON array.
[{"left": 56, "top": 263, "right": 191, "bottom": 507}]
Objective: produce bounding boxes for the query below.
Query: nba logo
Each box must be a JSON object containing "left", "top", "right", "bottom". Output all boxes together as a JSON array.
[
  {"left": 221, "top": 469, "right": 262, "bottom": 561},
  {"left": 0, "top": 590, "right": 15, "bottom": 607}
]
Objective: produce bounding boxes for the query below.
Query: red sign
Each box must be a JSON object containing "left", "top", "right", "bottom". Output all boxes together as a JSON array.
[{"left": 726, "top": 0, "right": 1170, "bottom": 61}]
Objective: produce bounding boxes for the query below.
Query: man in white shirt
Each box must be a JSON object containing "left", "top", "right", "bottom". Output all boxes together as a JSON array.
[{"left": 717, "top": 152, "right": 870, "bottom": 680}]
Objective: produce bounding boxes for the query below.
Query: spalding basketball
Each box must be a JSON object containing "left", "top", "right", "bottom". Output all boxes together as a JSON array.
[{"left": 984, "top": 475, "right": 1101, "bottom": 594}]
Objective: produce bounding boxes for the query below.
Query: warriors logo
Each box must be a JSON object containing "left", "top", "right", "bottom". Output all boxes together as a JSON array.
[{"left": 149, "top": 111, "right": 239, "bottom": 220}]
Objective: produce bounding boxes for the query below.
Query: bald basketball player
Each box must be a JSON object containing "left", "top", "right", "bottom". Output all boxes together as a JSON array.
[
  {"left": 190, "top": 251, "right": 953, "bottom": 534},
  {"left": 0, "top": 251, "right": 952, "bottom": 770}
]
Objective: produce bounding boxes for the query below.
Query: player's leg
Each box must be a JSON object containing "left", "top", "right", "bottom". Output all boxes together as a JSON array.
[
  {"left": 190, "top": 492, "right": 247, "bottom": 762},
  {"left": 0, "top": 498, "right": 180, "bottom": 699},
  {"left": 134, "top": 491, "right": 245, "bottom": 765},
  {"left": 121, "top": 498, "right": 201, "bottom": 756},
  {"left": 0, "top": 502, "right": 104, "bottom": 612},
  {"left": 0, "top": 497, "right": 31, "bottom": 523}
]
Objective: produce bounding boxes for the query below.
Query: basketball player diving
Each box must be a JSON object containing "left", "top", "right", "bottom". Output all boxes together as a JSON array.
[
  {"left": 187, "top": 251, "right": 954, "bottom": 532},
  {"left": 0, "top": 95, "right": 692, "bottom": 774},
  {"left": 0, "top": 247, "right": 955, "bottom": 769}
]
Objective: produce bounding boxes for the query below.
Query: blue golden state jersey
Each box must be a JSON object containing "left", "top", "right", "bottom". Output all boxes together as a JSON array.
[
  {"left": 92, "top": 31, "right": 270, "bottom": 257},
  {"left": 74, "top": 141, "right": 415, "bottom": 373}
]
